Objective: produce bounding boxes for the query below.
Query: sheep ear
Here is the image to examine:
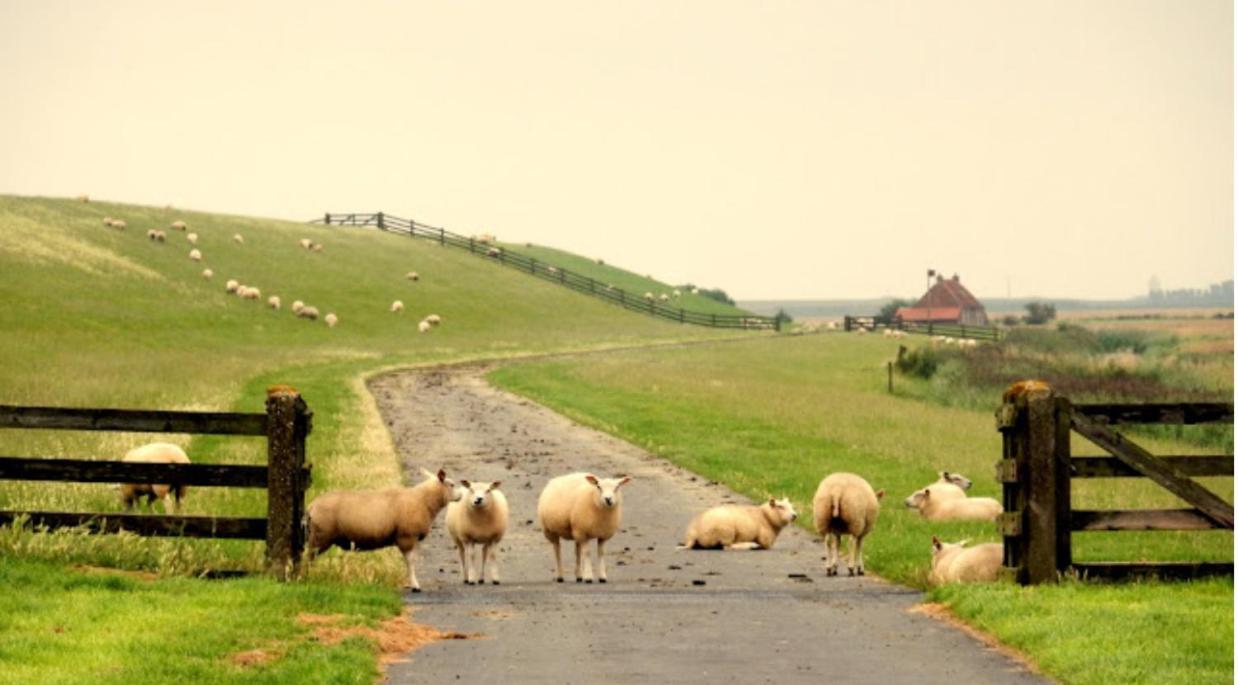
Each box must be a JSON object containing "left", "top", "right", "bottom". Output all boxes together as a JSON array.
[
  {"left": 460, "top": 480, "right": 471, "bottom": 489},
  {"left": 617, "top": 475, "right": 632, "bottom": 487},
  {"left": 584, "top": 474, "right": 599, "bottom": 486},
  {"left": 768, "top": 497, "right": 777, "bottom": 506},
  {"left": 875, "top": 489, "right": 885, "bottom": 500},
  {"left": 489, "top": 481, "right": 501, "bottom": 491},
  {"left": 932, "top": 535, "right": 942, "bottom": 550},
  {"left": 437, "top": 469, "right": 447, "bottom": 483}
]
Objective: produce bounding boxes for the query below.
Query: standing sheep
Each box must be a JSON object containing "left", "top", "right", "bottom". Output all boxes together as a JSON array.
[
  {"left": 188, "top": 249, "right": 202, "bottom": 262},
  {"left": 239, "top": 286, "right": 261, "bottom": 300},
  {"left": 202, "top": 268, "right": 213, "bottom": 279},
  {"left": 390, "top": 300, "right": 404, "bottom": 313},
  {"left": 233, "top": 233, "right": 244, "bottom": 244},
  {"left": 445, "top": 480, "right": 509, "bottom": 585},
  {"left": 306, "top": 468, "right": 456, "bottom": 592},
  {"left": 119, "top": 442, "right": 191, "bottom": 513},
  {"left": 928, "top": 537, "right": 1003, "bottom": 585},
  {"left": 297, "top": 306, "right": 320, "bottom": 320},
  {"left": 267, "top": 295, "right": 281, "bottom": 310},
  {"left": 325, "top": 312, "right": 338, "bottom": 328},
  {"left": 424, "top": 314, "right": 441, "bottom": 326},
  {"left": 680, "top": 497, "right": 797, "bottom": 550},
  {"left": 111, "top": 219, "right": 127, "bottom": 230},
  {"left": 310, "top": 243, "right": 324, "bottom": 253},
  {"left": 418, "top": 320, "right": 431, "bottom": 333},
  {"left": 536, "top": 473, "right": 632, "bottom": 583},
  {"left": 813, "top": 472, "right": 885, "bottom": 576},
  {"left": 299, "top": 238, "right": 313, "bottom": 250},
  {"left": 186, "top": 232, "right": 198, "bottom": 244},
  {"left": 170, "top": 220, "right": 187, "bottom": 231},
  {"left": 290, "top": 300, "right": 304, "bottom": 314},
  {"left": 903, "top": 487, "right": 1001, "bottom": 522},
  {"left": 406, "top": 271, "right": 420, "bottom": 281}
]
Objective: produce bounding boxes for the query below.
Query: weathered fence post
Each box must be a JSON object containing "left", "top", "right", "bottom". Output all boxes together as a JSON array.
[
  {"left": 323, "top": 212, "right": 330, "bottom": 225},
  {"left": 266, "top": 386, "right": 310, "bottom": 580},
  {"left": 887, "top": 361, "right": 893, "bottom": 393},
  {"left": 377, "top": 212, "right": 385, "bottom": 231},
  {"left": 997, "top": 385, "right": 1067, "bottom": 584},
  {"left": 844, "top": 315, "right": 852, "bottom": 332}
]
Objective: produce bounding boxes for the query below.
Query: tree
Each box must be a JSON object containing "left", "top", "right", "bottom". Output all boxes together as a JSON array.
[
  {"left": 878, "top": 298, "right": 912, "bottom": 320},
  {"left": 1023, "top": 301, "right": 1057, "bottom": 325},
  {"left": 775, "top": 308, "right": 794, "bottom": 325}
]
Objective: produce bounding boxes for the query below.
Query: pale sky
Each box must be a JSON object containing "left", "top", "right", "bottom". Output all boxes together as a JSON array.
[{"left": 1, "top": 1, "right": 1231, "bottom": 300}]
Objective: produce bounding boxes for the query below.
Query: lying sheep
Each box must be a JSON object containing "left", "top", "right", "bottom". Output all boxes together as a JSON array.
[
  {"left": 643, "top": 292, "right": 654, "bottom": 301},
  {"left": 306, "top": 468, "right": 456, "bottom": 592},
  {"left": 325, "top": 312, "right": 338, "bottom": 327},
  {"left": 418, "top": 320, "right": 431, "bottom": 333},
  {"left": 170, "top": 220, "right": 187, "bottom": 231},
  {"left": 680, "top": 497, "right": 797, "bottom": 550},
  {"left": 202, "top": 268, "right": 213, "bottom": 279},
  {"left": 487, "top": 247, "right": 502, "bottom": 257},
  {"left": 188, "top": 249, "right": 202, "bottom": 262},
  {"left": 291, "top": 299, "right": 304, "bottom": 314},
  {"left": 238, "top": 286, "right": 261, "bottom": 300},
  {"left": 445, "top": 480, "right": 509, "bottom": 584},
  {"left": 390, "top": 300, "right": 404, "bottom": 313},
  {"left": 267, "top": 295, "right": 281, "bottom": 310},
  {"left": 929, "top": 536, "right": 1003, "bottom": 585},
  {"left": 310, "top": 243, "right": 324, "bottom": 253},
  {"left": 537, "top": 473, "right": 632, "bottom": 583},
  {"left": 186, "top": 232, "right": 198, "bottom": 244},
  {"left": 813, "top": 472, "right": 884, "bottom": 576},
  {"left": 103, "top": 217, "right": 114, "bottom": 227},
  {"left": 119, "top": 442, "right": 190, "bottom": 513},
  {"left": 298, "top": 306, "right": 320, "bottom": 320},
  {"left": 904, "top": 487, "right": 1001, "bottom": 522},
  {"left": 299, "top": 238, "right": 313, "bottom": 249},
  {"left": 406, "top": 271, "right": 420, "bottom": 281},
  {"left": 225, "top": 279, "right": 240, "bottom": 294},
  {"left": 233, "top": 233, "right": 244, "bottom": 244}
]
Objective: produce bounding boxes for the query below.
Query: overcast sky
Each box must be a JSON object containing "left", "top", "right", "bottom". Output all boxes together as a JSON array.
[{"left": 1, "top": 1, "right": 1231, "bottom": 300}]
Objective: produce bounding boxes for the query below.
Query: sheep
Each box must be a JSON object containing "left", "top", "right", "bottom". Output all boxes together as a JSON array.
[
  {"left": 146, "top": 229, "right": 160, "bottom": 242},
  {"left": 75, "top": 194, "right": 89, "bottom": 203},
  {"left": 937, "top": 471, "right": 973, "bottom": 491},
  {"left": 119, "top": 442, "right": 190, "bottom": 513},
  {"left": 186, "top": 232, "right": 198, "bottom": 244},
  {"left": 325, "top": 312, "right": 338, "bottom": 328},
  {"left": 299, "top": 238, "right": 313, "bottom": 250},
  {"left": 903, "top": 487, "right": 1001, "bottom": 522},
  {"left": 202, "top": 268, "right": 213, "bottom": 279},
  {"left": 103, "top": 217, "right": 114, "bottom": 227},
  {"left": 424, "top": 314, "right": 441, "bottom": 326},
  {"left": 826, "top": 321, "right": 839, "bottom": 330},
  {"left": 110, "top": 219, "right": 126, "bottom": 230},
  {"left": 536, "top": 472, "right": 632, "bottom": 583},
  {"left": 929, "top": 537, "right": 1003, "bottom": 585},
  {"left": 390, "top": 300, "right": 404, "bottom": 313},
  {"left": 680, "top": 497, "right": 797, "bottom": 551},
  {"left": 445, "top": 480, "right": 509, "bottom": 585},
  {"left": 310, "top": 243, "right": 324, "bottom": 253},
  {"left": 658, "top": 293, "right": 669, "bottom": 302},
  {"left": 673, "top": 289, "right": 682, "bottom": 297},
  {"left": 547, "top": 266, "right": 559, "bottom": 275},
  {"left": 170, "top": 220, "right": 187, "bottom": 231},
  {"left": 297, "top": 306, "right": 320, "bottom": 320},
  {"left": 643, "top": 292, "right": 654, "bottom": 301},
  {"left": 855, "top": 327, "right": 869, "bottom": 335},
  {"left": 306, "top": 468, "right": 456, "bottom": 592},
  {"left": 267, "top": 295, "right": 281, "bottom": 310},
  {"left": 188, "top": 249, "right": 202, "bottom": 262},
  {"left": 691, "top": 288, "right": 700, "bottom": 295},
  {"left": 813, "top": 472, "right": 884, "bottom": 576},
  {"left": 406, "top": 271, "right": 420, "bottom": 281},
  {"left": 291, "top": 299, "right": 304, "bottom": 314},
  {"left": 233, "top": 233, "right": 244, "bottom": 244},
  {"left": 239, "top": 286, "right": 261, "bottom": 301},
  {"left": 487, "top": 247, "right": 502, "bottom": 257},
  {"left": 225, "top": 279, "right": 240, "bottom": 294},
  {"left": 418, "top": 320, "right": 431, "bottom": 333}
]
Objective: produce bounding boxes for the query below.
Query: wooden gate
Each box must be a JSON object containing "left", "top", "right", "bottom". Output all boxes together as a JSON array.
[{"left": 996, "top": 384, "right": 1233, "bottom": 584}]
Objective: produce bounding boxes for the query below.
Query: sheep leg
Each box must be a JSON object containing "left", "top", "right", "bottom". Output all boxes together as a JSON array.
[
  {"left": 826, "top": 534, "right": 840, "bottom": 576},
  {"left": 575, "top": 539, "right": 591, "bottom": 583},
  {"left": 853, "top": 535, "right": 866, "bottom": 576},
  {"left": 550, "top": 537, "right": 564, "bottom": 582},
  {"left": 726, "top": 542, "right": 761, "bottom": 551},
  {"left": 456, "top": 541, "right": 471, "bottom": 585},
  {"left": 595, "top": 539, "right": 607, "bottom": 583},
  {"left": 402, "top": 546, "right": 421, "bottom": 592},
  {"left": 474, "top": 544, "right": 486, "bottom": 586},
  {"left": 484, "top": 542, "right": 500, "bottom": 585}
]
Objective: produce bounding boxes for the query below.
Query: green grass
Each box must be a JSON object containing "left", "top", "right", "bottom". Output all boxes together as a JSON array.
[
  {"left": 488, "top": 333, "right": 1233, "bottom": 685},
  {"left": 506, "top": 242, "right": 749, "bottom": 316}
]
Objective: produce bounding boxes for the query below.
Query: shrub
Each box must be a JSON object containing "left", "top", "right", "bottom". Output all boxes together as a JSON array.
[
  {"left": 896, "top": 345, "right": 944, "bottom": 379},
  {"left": 697, "top": 287, "right": 735, "bottom": 306},
  {"left": 1024, "top": 301, "right": 1057, "bottom": 325},
  {"left": 878, "top": 298, "right": 912, "bottom": 320}
]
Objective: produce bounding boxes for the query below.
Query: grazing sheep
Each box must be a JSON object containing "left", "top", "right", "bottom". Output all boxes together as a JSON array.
[
  {"left": 188, "top": 249, "right": 202, "bottom": 262},
  {"left": 826, "top": 321, "right": 839, "bottom": 330},
  {"left": 242, "top": 286, "right": 261, "bottom": 300},
  {"left": 297, "top": 306, "right": 320, "bottom": 320},
  {"left": 186, "top": 232, "right": 198, "bottom": 244},
  {"left": 680, "top": 497, "right": 797, "bottom": 551},
  {"left": 904, "top": 487, "right": 1001, "bottom": 522},
  {"left": 225, "top": 279, "right": 240, "bottom": 294},
  {"left": 659, "top": 293, "right": 669, "bottom": 302},
  {"left": 855, "top": 327, "right": 869, "bottom": 335},
  {"left": 267, "top": 295, "right": 281, "bottom": 310},
  {"left": 306, "top": 468, "right": 456, "bottom": 592},
  {"left": 310, "top": 243, "right": 324, "bottom": 252},
  {"left": 76, "top": 194, "right": 90, "bottom": 203},
  {"left": 406, "top": 271, "right": 420, "bottom": 281},
  {"left": 202, "top": 268, "right": 213, "bottom": 279},
  {"left": 445, "top": 480, "right": 509, "bottom": 585},
  {"left": 813, "top": 472, "right": 884, "bottom": 576},
  {"left": 536, "top": 473, "right": 632, "bottom": 583},
  {"left": 233, "top": 233, "right": 244, "bottom": 244},
  {"left": 418, "top": 320, "right": 431, "bottom": 333},
  {"left": 929, "top": 537, "right": 1003, "bottom": 585},
  {"left": 390, "top": 300, "right": 404, "bottom": 313},
  {"left": 119, "top": 442, "right": 190, "bottom": 513},
  {"left": 325, "top": 312, "right": 338, "bottom": 328},
  {"left": 487, "top": 247, "right": 502, "bottom": 257},
  {"left": 643, "top": 292, "right": 654, "bottom": 301},
  {"left": 103, "top": 217, "right": 114, "bottom": 227},
  {"left": 547, "top": 266, "right": 559, "bottom": 275},
  {"left": 110, "top": 219, "right": 126, "bottom": 230},
  {"left": 673, "top": 289, "right": 682, "bottom": 297},
  {"left": 146, "top": 229, "right": 162, "bottom": 242},
  {"left": 170, "top": 220, "right": 187, "bottom": 231},
  {"left": 425, "top": 314, "right": 441, "bottom": 326},
  {"left": 299, "top": 238, "right": 313, "bottom": 250}
]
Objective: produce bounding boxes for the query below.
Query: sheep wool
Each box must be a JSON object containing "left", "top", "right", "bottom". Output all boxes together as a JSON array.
[
  {"left": 903, "top": 487, "right": 1001, "bottom": 522},
  {"left": 202, "top": 268, "right": 213, "bottom": 279},
  {"left": 536, "top": 472, "right": 632, "bottom": 583},
  {"left": 188, "top": 249, "right": 202, "bottom": 262},
  {"left": 445, "top": 480, "right": 509, "bottom": 585},
  {"left": 681, "top": 498, "right": 797, "bottom": 551},
  {"left": 120, "top": 442, "right": 190, "bottom": 513},
  {"left": 929, "top": 537, "right": 1003, "bottom": 585},
  {"left": 390, "top": 300, "right": 404, "bottom": 313},
  {"left": 813, "top": 472, "right": 884, "bottom": 576},
  {"left": 324, "top": 312, "right": 338, "bottom": 328},
  {"left": 267, "top": 295, "right": 281, "bottom": 310}
]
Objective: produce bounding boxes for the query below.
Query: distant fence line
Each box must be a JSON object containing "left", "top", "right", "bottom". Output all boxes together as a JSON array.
[
  {"left": 311, "top": 212, "right": 780, "bottom": 331},
  {"left": 843, "top": 315, "right": 1002, "bottom": 341}
]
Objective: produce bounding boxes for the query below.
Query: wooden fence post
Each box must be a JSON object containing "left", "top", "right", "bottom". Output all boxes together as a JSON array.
[
  {"left": 998, "top": 386, "right": 1066, "bottom": 584},
  {"left": 266, "top": 386, "right": 310, "bottom": 580},
  {"left": 323, "top": 212, "right": 330, "bottom": 225},
  {"left": 377, "top": 212, "right": 385, "bottom": 231}
]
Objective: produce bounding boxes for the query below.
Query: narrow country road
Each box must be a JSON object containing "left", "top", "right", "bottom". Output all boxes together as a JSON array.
[{"left": 370, "top": 365, "right": 1046, "bottom": 685}]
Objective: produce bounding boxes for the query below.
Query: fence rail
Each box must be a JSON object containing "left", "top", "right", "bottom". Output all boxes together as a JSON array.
[
  {"left": 0, "top": 387, "right": 312, "bottom": 579},
  {"left": 995, "top": 386, "right": 1233, "bottom": 584},
  {"left": 313, "top": 212, "right": 780, "bottom": 331},
  {"left": 842, "top": 315, "right": 1002, "bottom": 341}
]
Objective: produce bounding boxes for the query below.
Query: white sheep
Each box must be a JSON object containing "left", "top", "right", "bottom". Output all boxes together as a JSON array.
[
  {"left": 267, "top": 295, "right": 281, "bottom": 310},
  {"left": 225, "top": 279, "right": 240, "bottom": 294},
  {"left": 425, "top": 314, "right": 441, "bottom": 326},
  {"left": 390, "top": 300, "right": 404, "bottom": 313},
  {"left": 673, "top": 289, "right": 682, "bottom": 297},
  {"left": 903, "top": 487, "right": 1001, "bottom": 522},
  {"left": 325, "top": 312, "right": 338, "bottom": 328},
  {"left": 855, "top": 327, "right": 869, "bottom": 335},
  {"left": 291, "top": 300, "right": 304, "bottom": 314},
  {"left": 310, "top": 243, "right": 324, "bottom": 253},
  {"left": 445, "top": 480, "right": 509, "bottom": 585},
  {"left": 202, "top": 268, "right": 213, "bottom": 279},
  {"left": 298, "top": 306, "right": 320, "bottom": 321},
  {"left": 119, "top": 442, "right": 190, "bottom": 513},
  {"left": 813, "top": 472, "right": 884, "bottom": 576},
  {"left": 110, "top": 219, "right": 127, "bottom": 230},
  {"left": 418, "top": 320, "right": 431, "bottom": 333},
  {"left": 929, "top": 537, "right": 1003, "bottom": 585},
  {"left": 643, "top": 292, "right": 654, "bottom": 301},
  {"left": 188, "top": 249, "right": 202, "bottom": 262},
  {"left": 680, "top": 497, "right": 797, "bottom": 550},
  {"left": 239, "top": 286, "right": 261, "bottom": 300},
  {"left": 547, "top": 266, "right": 559, "bottom": 275},
  {"left": 487, "top": 247, "right": 502, "bottom": 257},
  {"left": 406, "top": 271, "right": 420, "bottom": 281},
  {"left": 536, "top": 472, "right": 632, "bottom": 583},
  {"left": 306, "top": 468, "right": 456, "bottom": 592},
  {"left": 233, "top": 233, "right": 244, "bottom": 244},
  {"left": 146, "top": 229, "right": 159, "bottom": 241},
  {"left": 299, "top": 238, "right": 313, "bottom": 250},
  {"left": 103, "top": 217, "right": 114, "bottom": 227},
  {"left": 170, "top": 220, "right": 187, "bottom": 231},
  {"left": 659, "top": 293, "right": 669, "bottom": 302},
  {"left": 186, "top": 232, "right": 198, "bottom": 244}
]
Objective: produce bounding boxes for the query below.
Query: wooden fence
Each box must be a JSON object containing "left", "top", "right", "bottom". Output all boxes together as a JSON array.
[
  {"left": 844, "top": 315, "right": 1002, "bottom": 341},
  {"left": 0, "top": 387, "right": 312, "bottom": 579},
  {"left": 313, "top": 212, "right": 780, "bottom": 331},
  {"left": 995, "top": 386, "right": 1233, "bottom": 584}
]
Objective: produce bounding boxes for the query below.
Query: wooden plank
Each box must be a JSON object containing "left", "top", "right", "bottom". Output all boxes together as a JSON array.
[
  {"left": 1072, "top": 508, "right": 1225, "bottom": 531},
  {"left": 1073, "top": 562, "right": 1232, "bottom": 581},
  {"left": 1075, "top": 403, "right": 1233, "bottom": 425},
  {"left": 0, "top": 406, "right": 267, "bottom": 435},
  {"left": 1024, "top": 390, "right": 1064, "bottom": 583},
  {"left": 0, "top": 510, "right": 267, "bottom": 539},
  {"left": 1072, "top": 455, "right": 1233, "bottom": 478},
  {"left": 0, "top": 457, "right": 284, "bottom": 488},
  {"left": 1053, "top": 398, "right": 1073, "bottom": 571},
  {"left": 1071, "top": 410, "right": 1234, "bottom": 528}
]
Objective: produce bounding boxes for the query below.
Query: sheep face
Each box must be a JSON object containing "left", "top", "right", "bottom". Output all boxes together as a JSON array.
[
  {"left": 940, "top": 471, "right": 972, "bottom": 490},
  {"left": 458, "top": 480, "right": 502, "bottom": 510},
  {"left": 584, "top": 474, "right": 631, "bottom": 509},
  {"left": 904, "top": 488, "right": 931, "bottom": 511},
  {"left": 765, "top": 497, "right": 798, "bottom": 525}
]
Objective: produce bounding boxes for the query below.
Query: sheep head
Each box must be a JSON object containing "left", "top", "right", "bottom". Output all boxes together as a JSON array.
[{"left": 584, "top": 474, "right": 631, "bottom": 509}]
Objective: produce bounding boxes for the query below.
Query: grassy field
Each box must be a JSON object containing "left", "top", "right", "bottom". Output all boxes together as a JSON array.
[
  {"left": 488, "top": 332, "right": 1233, "bottom": 685},
  {"left": 0, "top": 195, "right": 739, "bottom": 681}
]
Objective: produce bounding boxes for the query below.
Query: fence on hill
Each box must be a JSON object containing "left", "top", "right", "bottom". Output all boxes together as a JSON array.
[
  {"left": 843, "top": 315, "right": 1002, "bottom": 341},
  {"left": 311, "top": 212, "right": 780, "bottom": 331},
  {"left": 0, "top": 387, "right": 312, "bottom": 580},
  {"left": 996, "top": 385, "right": 1233, "bottom": 584}
]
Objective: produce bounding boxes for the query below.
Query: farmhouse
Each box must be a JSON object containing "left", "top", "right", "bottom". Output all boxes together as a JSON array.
[{"left": 896, "top": 274, "right": 990, "bottom": 326}]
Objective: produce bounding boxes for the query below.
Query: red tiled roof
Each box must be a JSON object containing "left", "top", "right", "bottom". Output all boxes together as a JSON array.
[
  {"left": 915, "top": 277, "right": 985, "bottom": 310},
  {"left": 895, "top": 306, "right": 962, "bottom": 322}
]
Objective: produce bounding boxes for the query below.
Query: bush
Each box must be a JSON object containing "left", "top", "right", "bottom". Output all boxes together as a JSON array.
[
  {"left": 696, "top": 287, "right": 735, "bottom": 306},
  {"left": 1024, "top": 301, "right": 1057, "bottom": 325},
  {"left": 896, "top": 345, "right": 944, "bottom": 379},
  {"left": 878, "top": 298, "right": 912, "bottom": 320}
]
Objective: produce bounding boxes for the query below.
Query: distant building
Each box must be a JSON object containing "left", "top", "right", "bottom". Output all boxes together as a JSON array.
[{"left": 896, "top": 274, "right": 990, "bottom": 326}]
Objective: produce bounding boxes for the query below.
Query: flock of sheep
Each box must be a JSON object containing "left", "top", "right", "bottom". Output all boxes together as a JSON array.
[{"left": 100, "top": 214, "right": 444, "bottom": 333}]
